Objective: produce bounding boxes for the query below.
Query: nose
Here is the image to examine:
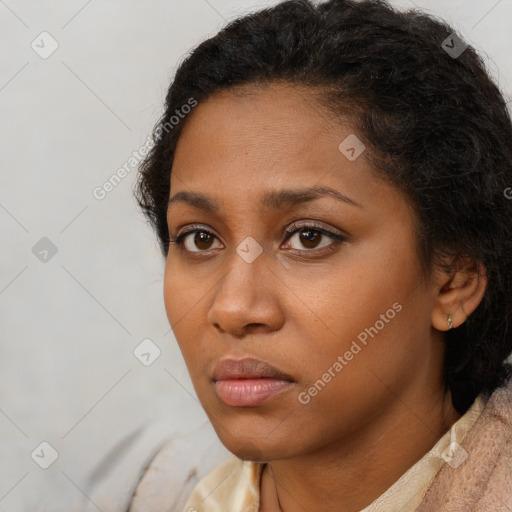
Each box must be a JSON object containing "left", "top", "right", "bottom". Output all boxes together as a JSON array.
[{"left": 206, "top": 249, "right": 284, "bottom": 337}]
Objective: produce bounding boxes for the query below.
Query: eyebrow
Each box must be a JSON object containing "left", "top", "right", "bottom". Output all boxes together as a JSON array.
[{"left": 167, "top": 185, "right": 363, "bottom": 214}]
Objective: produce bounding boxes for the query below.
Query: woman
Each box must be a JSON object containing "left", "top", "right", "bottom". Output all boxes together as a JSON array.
[{"left": 86, "top": 0, "right": 512, "bottom": 510}]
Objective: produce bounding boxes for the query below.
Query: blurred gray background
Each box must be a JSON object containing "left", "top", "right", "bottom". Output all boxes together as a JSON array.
[{"left": 1, "top": 0, "right": 511, "bottom": 510}]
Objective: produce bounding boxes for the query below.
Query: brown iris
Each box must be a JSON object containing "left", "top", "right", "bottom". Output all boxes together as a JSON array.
[
  {"left": 194, "top": 232, "right": 214, "bottom": 250},
  {"left": 298, "top": 229, "right": 321, "bottom": 249}
]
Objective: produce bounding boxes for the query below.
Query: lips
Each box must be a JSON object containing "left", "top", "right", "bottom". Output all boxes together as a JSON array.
[
  {"left": 212, "top": 357, "right": 293, "bottom": 381},
  {"left": 212, "top": 357, "right": 294, "bottom": 407}
]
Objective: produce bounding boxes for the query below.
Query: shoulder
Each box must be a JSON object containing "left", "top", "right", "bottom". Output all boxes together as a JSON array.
[
  {"left": 76, "top": 419, "right": 229, "bottom": 512},
  {"left": 129, "top": 425, "right": 230, "bottom": 512},
  {"left": 416, "top": 377, "right": 512, "bottom": 511},
  {"left": 183, "top": 456, "right": 263, "bottom": 512}
]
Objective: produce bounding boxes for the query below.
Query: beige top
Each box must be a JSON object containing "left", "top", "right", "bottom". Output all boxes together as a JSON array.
[{"left": 183, "top": 394, "right": 486, "bottom": 512}]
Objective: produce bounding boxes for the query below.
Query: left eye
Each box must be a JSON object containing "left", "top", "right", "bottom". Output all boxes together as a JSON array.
[{"left": 285, "top": 226, "right": 340, "bottom": 250}]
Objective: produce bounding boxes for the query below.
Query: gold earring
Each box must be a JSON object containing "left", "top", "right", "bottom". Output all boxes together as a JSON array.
[{"left": 447, "top": 314, "right": 453, "bottom": 330}]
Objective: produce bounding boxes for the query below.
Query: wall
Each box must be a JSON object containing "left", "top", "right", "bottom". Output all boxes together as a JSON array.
[{"left": 1, "top": 0, "right": 511, "bottom": 510}]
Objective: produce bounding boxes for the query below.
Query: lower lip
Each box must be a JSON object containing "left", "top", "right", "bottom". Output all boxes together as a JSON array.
[{"left": 214, "top": 378, "right": 293, "bottom": 407}]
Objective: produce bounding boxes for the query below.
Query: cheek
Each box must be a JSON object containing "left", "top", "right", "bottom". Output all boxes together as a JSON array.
[
  {"left": 163, "top": 260, "right": 181, "bottom": 326},
  {"left": 163, "top": 258, "right": 217, "bottom": 383},
  {"left": 163, "top": 259, "right": 199, "bottom": 357},
  {"left": 290, "top": 233, "right": 429, "bottom": 400},
  {"left": 163, "top": 256, "right": 209, "bottom": 329},
  {"left": 291, "top": 233, "right": 418, "bottom": 339}
]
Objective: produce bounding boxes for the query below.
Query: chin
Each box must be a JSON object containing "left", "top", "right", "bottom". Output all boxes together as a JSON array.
[
  {"left": 201, "top": 395, "right": 302, "bottom": 462},
  {"left": 213, "top": 425, "right": 294, "bottom": 463},
  {"left": 231, "top": 442, "right": 270, "bottom": 463}
]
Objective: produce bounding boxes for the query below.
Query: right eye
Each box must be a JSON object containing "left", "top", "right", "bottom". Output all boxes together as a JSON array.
[{"left": 171, "top": 228, "right": 223, "bottom": 253}]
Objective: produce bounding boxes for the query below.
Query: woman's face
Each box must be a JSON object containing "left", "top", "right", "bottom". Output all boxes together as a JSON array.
[{"left": 164, "top": 83, "right": 444, "bottom": 461}]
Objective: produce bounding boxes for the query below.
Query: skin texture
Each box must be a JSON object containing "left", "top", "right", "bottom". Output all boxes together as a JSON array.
[{"left": 163, "top": 83, "right": 487, "bottom": 512}]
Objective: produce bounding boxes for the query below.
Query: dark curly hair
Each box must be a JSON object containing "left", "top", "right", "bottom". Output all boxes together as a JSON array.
[{"left": 135, "top": 0, "right": 512, "bottom": 414}]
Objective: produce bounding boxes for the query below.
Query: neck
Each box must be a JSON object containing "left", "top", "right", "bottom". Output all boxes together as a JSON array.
[{"left": 260, "top": 387, "right": 461, "bottom": 512}]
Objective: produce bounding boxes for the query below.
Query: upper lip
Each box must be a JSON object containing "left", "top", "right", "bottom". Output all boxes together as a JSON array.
[{"left": 212, "top": 357, "right": 294, "bottom": 382}]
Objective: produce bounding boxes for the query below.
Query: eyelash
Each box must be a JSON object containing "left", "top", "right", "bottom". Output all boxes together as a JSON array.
[{"left": 169, "top": 221, "right": 346, "bottom": 255}]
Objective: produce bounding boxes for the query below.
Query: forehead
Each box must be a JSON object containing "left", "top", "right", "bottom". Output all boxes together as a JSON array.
[
  {"left": 171, "top": 83, "right": 373, "bottom": 195},
  {"left": 176, "top": 84, "right": 334, "bottom": 157}
]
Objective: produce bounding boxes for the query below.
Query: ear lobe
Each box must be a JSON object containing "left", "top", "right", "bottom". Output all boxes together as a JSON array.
[{"left": 431, "top": 259, "right": 487, "bottom": 331}]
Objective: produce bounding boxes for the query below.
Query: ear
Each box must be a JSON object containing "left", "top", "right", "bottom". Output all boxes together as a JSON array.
[{"left": 431, "top": 258, "right": 487, "bottom": 331}]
